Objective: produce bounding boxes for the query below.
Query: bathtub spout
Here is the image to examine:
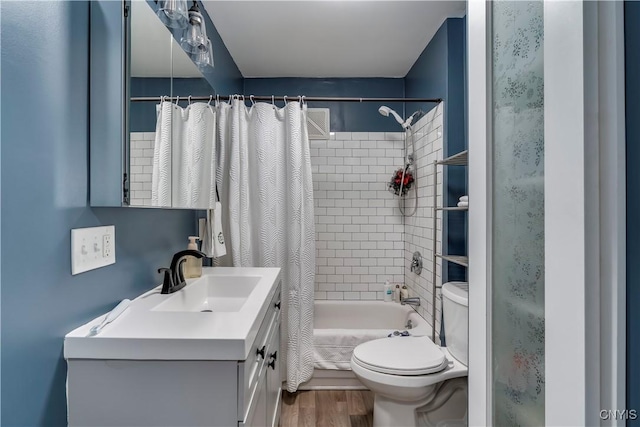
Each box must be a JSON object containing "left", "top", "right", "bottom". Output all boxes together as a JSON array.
[{"left": 401, "top": 297, "right": 421, "bottom": 307}]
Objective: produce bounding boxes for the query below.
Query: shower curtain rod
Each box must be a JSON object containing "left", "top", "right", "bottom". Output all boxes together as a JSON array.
[{"left": 129, "top": 95, "right": 443, "bottom": 103}]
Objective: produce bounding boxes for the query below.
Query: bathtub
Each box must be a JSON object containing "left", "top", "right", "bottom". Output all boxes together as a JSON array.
[{"left": 298, "top": 300, "right": 431, "bottom": 390}]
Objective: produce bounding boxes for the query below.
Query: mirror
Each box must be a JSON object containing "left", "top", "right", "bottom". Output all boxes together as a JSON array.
[{"left": 127, "top": 0, "right": 217, "bottom": 209}]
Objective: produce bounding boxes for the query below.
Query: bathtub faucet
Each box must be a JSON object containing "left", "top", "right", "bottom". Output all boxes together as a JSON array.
[{"left": 401, "top": 297, "right": 421, "bottom": 307}]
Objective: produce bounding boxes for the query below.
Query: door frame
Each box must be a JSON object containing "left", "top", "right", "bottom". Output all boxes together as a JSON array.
[{"left": 467, "top": 1, "right": 490, "bottom": 425}]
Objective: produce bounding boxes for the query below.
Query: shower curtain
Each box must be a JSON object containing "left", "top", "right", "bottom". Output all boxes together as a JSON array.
[
  {"left": 151, "top": 101, "right": 217, "bottom": 208},
  {"left": 217, "top": 99, "right": 316, "bottom": 392}
]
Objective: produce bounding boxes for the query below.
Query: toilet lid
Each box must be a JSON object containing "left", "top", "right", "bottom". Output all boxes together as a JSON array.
[{"left": 352, "top": 336, "right": 448, "bottom": 376}]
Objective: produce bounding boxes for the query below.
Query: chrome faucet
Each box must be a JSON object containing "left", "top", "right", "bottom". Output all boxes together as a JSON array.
[
  {"left": 401, "top": 297, "right": 421, "bottom": 307},
  {"left": 410, "top": 251, "right": 423, "bottom": 275},
  {"left": 158, "top": 249, "right": 206, "bottom": 294}
]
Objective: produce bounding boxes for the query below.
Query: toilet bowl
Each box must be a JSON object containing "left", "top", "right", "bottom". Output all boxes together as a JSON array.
[{"left": 350, "top": 282, "right": 469, "bottom": 427}]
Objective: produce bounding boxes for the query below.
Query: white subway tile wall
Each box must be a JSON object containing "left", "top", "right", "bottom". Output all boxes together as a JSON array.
[
  {"left": 129, "top": 132, "right": 155, "bottom": 206},
  {"left": 403, "top": 104, "right": 444, "bottom": 335},
  {"left": 311, "top": 131, "right": 407, "bottom": 301}
]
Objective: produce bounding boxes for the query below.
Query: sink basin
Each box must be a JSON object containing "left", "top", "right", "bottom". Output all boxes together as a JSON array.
[
  {"left": 65, "top": 267, "right": 282, "bottom": 361},
  {"left": 152, "top": 275, "right": 261, "bottom": 313}
]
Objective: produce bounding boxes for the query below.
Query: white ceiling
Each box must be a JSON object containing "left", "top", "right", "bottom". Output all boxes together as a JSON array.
[
  {"left": 203, "top": 1, "right": 466, "bottom": 78},
  {"left": 131, "top": 0, "right": 202, "bottom": 78}
]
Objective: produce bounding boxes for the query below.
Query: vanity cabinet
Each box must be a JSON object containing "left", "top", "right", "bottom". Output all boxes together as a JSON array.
[
  {"left": 238, "top": 287, "right": 282, "bottom": 427},
  {"left": 66, "top": 282, "right": 282, "bottom": 427}
]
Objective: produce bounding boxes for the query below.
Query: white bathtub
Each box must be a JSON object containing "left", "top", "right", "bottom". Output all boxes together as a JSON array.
[{"left": 299, "top": 300, "right": 431, "bottom": 390}]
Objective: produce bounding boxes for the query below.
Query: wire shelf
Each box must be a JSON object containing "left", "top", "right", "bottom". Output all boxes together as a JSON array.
[
  {"left": 436, "top": 206, "right": 468, "bottom": 211},
  {"left": 436, "top": 150, "right": 468, "bottom": 166},
  {"left": 435, "top": 254, "right": 469, "bottom": 268}
]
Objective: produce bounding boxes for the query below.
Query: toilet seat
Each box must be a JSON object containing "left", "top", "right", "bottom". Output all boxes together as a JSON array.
[{"left": 352, "top": 336, "right": 448, "bottom": 376}]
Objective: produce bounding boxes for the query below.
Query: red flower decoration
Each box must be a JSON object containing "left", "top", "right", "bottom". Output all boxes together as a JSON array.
[{"left": 388, "top": 167, "right": 414, "bottom": 196}]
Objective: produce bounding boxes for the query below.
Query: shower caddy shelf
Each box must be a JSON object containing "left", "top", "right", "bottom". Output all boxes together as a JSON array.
[{"left": 430, "top": 149, "right": 468, "bottom": 342}]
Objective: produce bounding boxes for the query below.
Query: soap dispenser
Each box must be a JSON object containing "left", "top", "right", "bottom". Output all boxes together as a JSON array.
[{"left": 184, "top": 236, "right": 202, "bottom": 279}]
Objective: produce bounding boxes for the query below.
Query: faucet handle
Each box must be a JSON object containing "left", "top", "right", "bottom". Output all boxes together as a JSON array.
[{"left": 158, "top": 268, "right": 174, "bottom": 294}]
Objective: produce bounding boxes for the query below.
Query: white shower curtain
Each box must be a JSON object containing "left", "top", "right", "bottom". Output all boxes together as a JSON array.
[
  {"left": 217, "top": 99, "right": 316, "bottom": 392},
  {"left": 151, "top": 101, "right": 217, "bottom": 208}
]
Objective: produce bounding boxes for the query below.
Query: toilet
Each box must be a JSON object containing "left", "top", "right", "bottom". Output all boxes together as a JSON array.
[{"left": 350, "top": 282, "right": 469, "bottom": 427}]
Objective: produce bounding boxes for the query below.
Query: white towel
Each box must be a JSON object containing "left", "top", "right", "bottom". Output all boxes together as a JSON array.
[
  {"left": 313, "top": 329, "right": 392, "bottom": 370},
  {"left": 202, "top": 202, "right": 227, "bottom": 258},
  {"left": 457, "top": 201, "right": 469, "bottom": 207},
  {"left": 459, "top": 195, "right": 468, "bottom": 202}
]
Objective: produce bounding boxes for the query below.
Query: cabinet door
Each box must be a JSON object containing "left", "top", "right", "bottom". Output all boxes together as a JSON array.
[
  {"left": 266, "top": 321, "right": 282, "bottom": 427},
  {"left": 240, "top": 371, "right": 267, "bottom": 427}
]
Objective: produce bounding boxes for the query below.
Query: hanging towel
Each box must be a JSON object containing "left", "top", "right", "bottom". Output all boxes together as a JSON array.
[
  {"left": 457, "top": 201, "right": 469, "bottom": 208},
  {"left": 459, "top": 195, "right": 468, "bottom": 202},
  {"left": 202, "top": 202, "right": 227, "bottom": 258},
  {"left": 151, "top": 101, "right": 176, "bottom": 206}
]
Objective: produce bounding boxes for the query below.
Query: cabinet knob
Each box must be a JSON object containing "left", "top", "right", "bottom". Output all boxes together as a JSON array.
[
  {"left": 256, "top": 345, "right": 266, "bottom": 359},
  {"left": 268, "top": 360, "right": 276, "bottom": 370},
  {"left": 269, "top": 351, "right": 278, "bottom": 361},
  {"left": 274, "top": 301, "right": 281, "bottom": 310}
]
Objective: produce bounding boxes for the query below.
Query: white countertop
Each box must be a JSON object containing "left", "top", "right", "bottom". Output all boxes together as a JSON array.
[{"left": 64, "top": 267, "right": 281, "bottom": 361}]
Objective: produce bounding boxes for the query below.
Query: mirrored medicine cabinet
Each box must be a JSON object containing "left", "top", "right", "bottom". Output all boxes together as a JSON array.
[{"left": 89, "top": 0, "right": 217, "bottom": 209}]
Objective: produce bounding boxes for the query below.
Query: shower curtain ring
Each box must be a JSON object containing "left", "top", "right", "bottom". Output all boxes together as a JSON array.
[
  {"left": 250, "top": 95, "right": 255, "bottom": 106},
  {"left": 283, "top": 95, "right": 287, "bottom": 106},
  {"left": 208, "top": 95, "right": 213, "bottom": 105},
  {"left": 301, "top": 95, "right": 306, "bottom": 105},
  {"left": 298, "top": 96, "right": 302, "bottom": 105},
  {"left": 188, "top": 95, "right": 192, "bottom": 105},
  {"left": 175, "top": 96, "right": 180, "bottom": 105}
]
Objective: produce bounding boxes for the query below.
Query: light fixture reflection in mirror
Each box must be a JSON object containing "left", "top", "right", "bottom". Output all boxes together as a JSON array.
[
  {"left": 194, "top": 38, "right": 214, "bottom": 70},
  {"left": 156, "top": 0, "right": 189, "bottom": 29},
  {"left": 180, "top": 1, "right": 208, "bottom": 54}
]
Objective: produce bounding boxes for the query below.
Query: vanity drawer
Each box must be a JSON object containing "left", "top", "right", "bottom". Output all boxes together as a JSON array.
[{"left": 238, "top": 285, "right": 281, "bottom": 421}]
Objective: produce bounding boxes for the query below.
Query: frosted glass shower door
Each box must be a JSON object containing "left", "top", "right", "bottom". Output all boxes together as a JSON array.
[{"left": 490, "top": 1, "right": 545, "bottom": 425}]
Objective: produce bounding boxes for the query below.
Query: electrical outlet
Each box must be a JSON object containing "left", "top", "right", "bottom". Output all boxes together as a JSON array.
[
  {"left": 103, "top": 234, "right": 112, "bottom": 258},
  {"left": 71, "top": 225, "right": 116, "bottom": 275}
]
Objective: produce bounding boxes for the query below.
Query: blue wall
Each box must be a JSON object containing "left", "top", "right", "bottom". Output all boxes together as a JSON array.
[
  {"left": 405, "top": 17, "right": 467, "bottom": 284},
  {"left": 625, "top": 2, "right": 640, "bottom": 424},
  {"left": 244, "top": 78, "right": 405, "bottom": 132},
  {"left": 1, "top": 2, "right": 196, "bottom": 425}
]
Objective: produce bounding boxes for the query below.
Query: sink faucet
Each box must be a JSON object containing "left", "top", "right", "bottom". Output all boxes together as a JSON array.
[
  {"left": 158, "top": 250, "right": 206, "bottom": 294},
  {"left": 401, "top": 296, "right": 421, "bottom": 307}
]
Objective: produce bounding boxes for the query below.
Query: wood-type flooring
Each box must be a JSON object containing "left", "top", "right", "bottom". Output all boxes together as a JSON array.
[{"left": 280, "top": 390, "right": 374, "bottom": 427}]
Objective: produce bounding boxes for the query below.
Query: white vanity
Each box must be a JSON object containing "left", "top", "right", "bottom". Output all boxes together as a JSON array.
[{"left": 64, "top": 267, "right": 282, "bottom": 427}]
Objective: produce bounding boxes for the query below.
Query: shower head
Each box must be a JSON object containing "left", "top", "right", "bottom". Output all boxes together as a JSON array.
[{"left": 378, "top": 106, "right": 405, "bottom": 127}]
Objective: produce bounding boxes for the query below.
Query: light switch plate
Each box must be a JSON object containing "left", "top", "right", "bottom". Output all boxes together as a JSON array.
[{"left": 71, "top": 225, "right": 116, "bottom": 275}]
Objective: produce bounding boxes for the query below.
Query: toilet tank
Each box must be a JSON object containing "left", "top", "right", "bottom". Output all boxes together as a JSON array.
[{"left": 442, "top": 281, "right": 469, "bottom": 366}]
